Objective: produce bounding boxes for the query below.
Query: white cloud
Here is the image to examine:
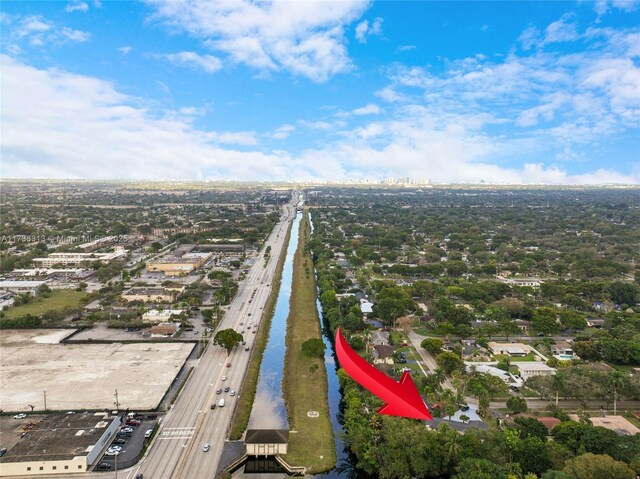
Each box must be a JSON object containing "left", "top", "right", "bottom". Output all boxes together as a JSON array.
[
  {"left": 593, "top": 0, "right": 639, "bottom": 16},
  {"left": 0, "top": 55, "right": 293, "bottom": 180},
  {"left": 61, "top": 27, "right": 91, "bottom": 42},
  {"left": 164, "top": 51, "right": 223, "bottom": 73},
  {"left": 2, "top": 43, "right": 638, "bottom": 185},
  {"left": 396, "top": 45, "right": 416, "bottom": 53},
  {"left": 5, "top": 14, "right": 90, "bottom": 46},
  {"left": 352, "top": 103, "right": 381, "bottom": 115},
  {"left": 119, "top": 46, "right": 132, "bottom": 55},
  {"left": 270, "top": 124, "right": 296, "bottom": 140},
  {"left": 518, "top": 25, "right": 541, "bottom": 50},
  {"left": 375, "top": 86, "right": 410, "bottom": 103},
  {"left": 355, "top": 16, "right": 383, "bottom": 43},
  {"left": 146, "top": 0, "right": 370, "bottom": 82},
  {"left": 65, "top": 1, "right": 89, "bottom": 13},
  {"left": 544, "top": 13, "right": 580, "bottom": 44}
]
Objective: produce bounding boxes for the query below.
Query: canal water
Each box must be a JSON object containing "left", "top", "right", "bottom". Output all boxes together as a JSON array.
[
  {"left": 310, "top": 217, "right": 352, "bottom": 479},
  {"left": 247, "top": 211, "right": 302, "bottom": 430}
]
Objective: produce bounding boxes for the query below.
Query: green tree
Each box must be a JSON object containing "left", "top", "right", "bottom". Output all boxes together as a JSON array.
[
  {"left": 608, "top": 370, "right": 627, "bottom": 415},
  {"left": 563, "top": 453, "right": 635, "bottom": 479},
  {"left": 551, "top": 372, "right": 567, "bottom": 406},
  {"left": 436, "top": 351, "right": 465, "bottom": 375},
  {"left": 520, "top": 437, "right": 552, "bottom": 476},
  {"left": 301, "top": 338, "right": 325, "bottom": 358},
  {"left": 514, "top": 417, "right": 549, "bottom": 440},
  {"left": 559, "top": 311, "right": 587, "bottom": 331},
  {"left": 608, "top": 282, "right": 637, "bottom": 306},
  {"left": 453, "top": 458, "right": 509, "bottom": 479},
  {"left": 572, "top": 341, "right": 601, "bottom": 361},
  {"left": 507, "top": 396, "right": 528, "bottom": 414},
  {"left": 532, "top": 307, "right": 560, "bottom": 335},
  {"left": 213, "top": 328, "right": 243, "bottom": 353},
  {"left": 421, "top": 337, "right": 444, "bottom": 355}
]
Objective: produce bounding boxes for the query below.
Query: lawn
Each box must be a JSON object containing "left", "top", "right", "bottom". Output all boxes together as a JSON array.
[
  {"left": 228, "top": 221, "right": 293, "bottom": 441},
  {"left": 494, "top": 353, "right": 539, "bottom": 362},
  {"left": 282, "top": 211, "right": 336, "bottom": 474},
  {"left": 3, "top": 289, "right": 87, "bottom": 319}
]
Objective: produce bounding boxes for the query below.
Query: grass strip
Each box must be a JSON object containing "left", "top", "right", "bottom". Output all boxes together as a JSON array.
[
  {"left": 228, "top": 219, "right": 293, "bottom": 440},
  {"left": 282, "top": 210, "right": 336, "bottom": 473}
]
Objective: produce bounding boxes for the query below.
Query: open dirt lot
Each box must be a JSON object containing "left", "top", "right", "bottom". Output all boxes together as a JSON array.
[{"left": 0, "top": 329, "right": 194, "bottom": 412}]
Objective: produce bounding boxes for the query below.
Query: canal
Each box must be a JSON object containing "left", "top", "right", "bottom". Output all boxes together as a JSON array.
[{"left": 247, "top": 211, "right": 302, "bottom": 429}]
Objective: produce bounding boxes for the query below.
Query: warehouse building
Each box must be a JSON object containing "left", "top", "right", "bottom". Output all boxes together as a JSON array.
[{"left": 0, "top": 412, "right": 121, "bottom": 476}]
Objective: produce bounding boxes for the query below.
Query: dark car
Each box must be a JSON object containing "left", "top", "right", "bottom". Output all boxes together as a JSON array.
[
  {"left": 96, "top": 463, "right": 112, "bottom": 471},
  {"left": 210, "top": 404, "right": 216, "bottom": 410},
  {"left": 460, "top": 405, "right": 470, "bottom": 412},
  {"left": 112, "top": 438, "right": 126, "bottom": 445},
  {"left": 135, "top": 475, "right": 144, "bottom": 479},
  {"left": 224, "top": 386, "right": 230, "bottom": 392},
  {"left": 245, "top": 347, "right": 250, "bottom": 351},
  {"left": 216, "top": 388, "right": 222, "bottom": 394}
]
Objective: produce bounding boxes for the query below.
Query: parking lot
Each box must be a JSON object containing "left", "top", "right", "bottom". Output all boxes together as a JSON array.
[
  {"left": 1, "top": 330, "right": 194, "bottom": 411},
  {"left": 94, "top": 416, "right": 158, "bottom": 472}
]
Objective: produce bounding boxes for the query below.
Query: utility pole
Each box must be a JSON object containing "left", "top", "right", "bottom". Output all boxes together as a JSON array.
[
  {"left": 114, "top": 389, "right": 119, "bottom": 411},
  {"left": 43, "top": 391, "right": 47, "bottom": 411}
]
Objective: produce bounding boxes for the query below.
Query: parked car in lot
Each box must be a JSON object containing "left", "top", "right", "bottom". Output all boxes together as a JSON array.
[
  {"left": 96, "top": 463, "right": 112, "bottom": 471},
  {"left": 145, "top": 429, "right": 153, "bottom": 438},
  {"left": 112, "top": 438, "right": 126, "bottom": 445},
  {"left": 460, "top": 405, "right": 470, "bottom": 412},
  {"left": 13, "top": 413, "right": 27, "bottom": 419}
]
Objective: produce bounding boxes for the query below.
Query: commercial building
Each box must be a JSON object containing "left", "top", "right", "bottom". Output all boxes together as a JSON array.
[
  {"left": 145, "top": 258, "right": 200, "bottom": 277},
  {"left": 33, "top": 247, "right": 127, "bottom": 268},
  {"left": 0, "top": 412, "right": 121, "bottom": 476},
  {"left": 0, "top": 281, "right": 48, "bottom": 295},
  {"left": 121, "top": 287, "right": 176, "bottom": 303},
  {"left": 149, "top": 322, "right": 180, "bottom": 337},
  {"left": 142, "top": 309, "right": 185, "bottom": 323}
]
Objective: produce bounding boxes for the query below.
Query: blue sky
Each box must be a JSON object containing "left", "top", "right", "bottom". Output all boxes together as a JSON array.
[{"left": 1, "top": 0, "right": 639, "bottom": 183}]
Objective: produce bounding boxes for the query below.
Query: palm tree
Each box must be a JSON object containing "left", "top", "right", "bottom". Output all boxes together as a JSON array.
[
  {"left": 551, "top": 372, "right": 566, "bottom": 406},
  {"left": 608, "top": 370, "right": 627, "bottom": 415},
  {"left": 433, "top": 367, "right": 446, "bottom": 391}
]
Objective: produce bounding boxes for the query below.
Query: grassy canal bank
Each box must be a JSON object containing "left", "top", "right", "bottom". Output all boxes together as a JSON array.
[
  {"left": 228, "top": 219, "right": 293, "bottom": 441},
  {"left": 283, "top": 210, "right": 336, "bottom": 473}
]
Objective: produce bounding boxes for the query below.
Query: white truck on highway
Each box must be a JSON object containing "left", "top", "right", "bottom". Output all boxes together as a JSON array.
[{"left": 218, "top": 398, "right": 225, "bottom": 408}]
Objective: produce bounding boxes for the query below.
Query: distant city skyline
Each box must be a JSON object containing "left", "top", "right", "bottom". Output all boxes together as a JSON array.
[{"left": 1, "top": 0, "right": 639, "bottom": 184}]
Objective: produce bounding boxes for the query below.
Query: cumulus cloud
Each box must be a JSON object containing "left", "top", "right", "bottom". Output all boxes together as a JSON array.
[
  {"left": 3, "top": 14, "right": 91, "bottom": 47},
  {"left": 65, "top": 1, "right": 89, "bottom": 13},
  {"left": 355, "top": 17, "right": 382, "bottom": 43},
  {"left": 119, "top": 46, "right": 132, "bottom": 55},
  {"left": 2, "top": 32, "right": 638, "bottom": 185},
  {"left": 352, "top": 103, "right": 381, "bottom": 115},
  {"left": 146, "top": 0, "right": 370, "bottom": 82},
  {"left": 270, "top": 124, "right": 296, "bottom": 140},
  {"left": 163, "top": 51, "right": 223, "bottom": 73}
]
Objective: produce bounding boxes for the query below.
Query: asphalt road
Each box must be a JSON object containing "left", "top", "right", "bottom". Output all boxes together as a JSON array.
[{"left": 125, "top": 196, "right": 298, "bottom": 479}]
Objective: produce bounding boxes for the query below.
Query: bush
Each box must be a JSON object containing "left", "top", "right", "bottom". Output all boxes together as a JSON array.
[
  {"left": 301, "top": 338, "right": 325, "bottom": 358},
  {"left": 507, "top": 396, "right": 528, "bottom": 413}
]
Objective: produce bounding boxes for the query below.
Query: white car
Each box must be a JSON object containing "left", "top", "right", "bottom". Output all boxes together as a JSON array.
[
  {"left": 13, "top": 413, "right": 27, "bottom": 419},
  {"left": 104, "top": 450, "right": 121, "bottom": 456},
  {"left": 221, "top": 376, "right": 227, "bottom": 381},
  {"left": 230, "top": 390, "right": 236, "bottom": 396},
  {"left": 202, "top": 443, "right": 210, "bottom": 452},
  {"left": 144, "top": 429, "right": 153, "bottom": 438}
]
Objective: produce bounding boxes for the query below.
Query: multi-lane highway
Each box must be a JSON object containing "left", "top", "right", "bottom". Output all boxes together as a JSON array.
[{"left": 129, "top": 194, "right": 298, "bottom": 479}]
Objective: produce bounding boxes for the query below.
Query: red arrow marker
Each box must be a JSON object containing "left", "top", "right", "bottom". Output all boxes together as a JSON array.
[{"left": 335, "top": 327, "right": 432, "bottom": 421}]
